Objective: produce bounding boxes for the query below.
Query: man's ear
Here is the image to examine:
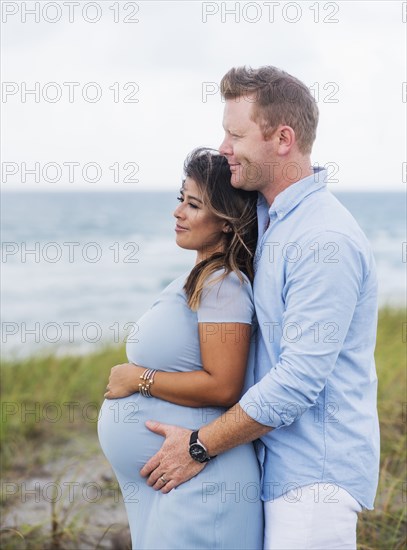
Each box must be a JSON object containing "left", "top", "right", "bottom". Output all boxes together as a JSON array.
[{"left": 276, "top": 125, "right": 295, "bottom": 155}]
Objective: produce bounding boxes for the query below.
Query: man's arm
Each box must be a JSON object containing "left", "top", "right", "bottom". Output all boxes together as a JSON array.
[
  {"left": 140, "top": 404, "right": 271, "bottom": 493},
  {"left": 141, "top": 231, "right": 367, "bottom": 492}
]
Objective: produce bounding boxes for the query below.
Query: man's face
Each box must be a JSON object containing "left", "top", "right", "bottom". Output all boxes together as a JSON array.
[{"left": 219, "top": 97, "right": 277, "bottom": 192}]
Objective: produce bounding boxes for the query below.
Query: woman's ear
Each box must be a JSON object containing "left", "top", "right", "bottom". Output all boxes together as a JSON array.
[{"left": 222, "top": 222, "right": 233, "bottom": 233}]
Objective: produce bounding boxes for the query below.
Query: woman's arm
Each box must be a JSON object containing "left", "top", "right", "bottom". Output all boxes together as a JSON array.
[{"left": 104, "top": 322, "right": 252, "bottom": 407}]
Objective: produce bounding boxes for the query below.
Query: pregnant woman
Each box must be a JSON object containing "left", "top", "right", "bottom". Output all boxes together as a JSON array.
[{"left": 98, "top": 148, "right": 263, "bottom": 549}]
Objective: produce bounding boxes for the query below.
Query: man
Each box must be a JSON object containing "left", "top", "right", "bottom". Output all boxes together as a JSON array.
[{"left": 126, "top": 66, "right": 380, "bottom": 549}]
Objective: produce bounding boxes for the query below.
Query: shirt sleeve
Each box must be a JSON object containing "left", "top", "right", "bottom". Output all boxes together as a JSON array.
[
  {"left": 197, "top": 270, "right": 254, "bottom": 324},
  {"left": 239, "top": 230, "right": 373, "bottom": 428}
]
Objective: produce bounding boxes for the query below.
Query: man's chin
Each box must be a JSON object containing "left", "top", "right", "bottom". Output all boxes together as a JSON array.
[{"left": 230, "top": 173, "right": 243, "bottom": 188}]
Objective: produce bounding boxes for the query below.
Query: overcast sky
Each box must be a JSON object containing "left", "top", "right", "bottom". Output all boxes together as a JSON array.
[{"left": 1, "top": 0, "right": 406, "bottom": 191}]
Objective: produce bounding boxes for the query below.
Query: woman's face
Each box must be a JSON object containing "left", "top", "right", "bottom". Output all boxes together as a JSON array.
[{"left": 173, "top": 177, "right": 228, "bottom": 262}]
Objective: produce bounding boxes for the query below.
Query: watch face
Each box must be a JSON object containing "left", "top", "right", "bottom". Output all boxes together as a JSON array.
[{"left": 189, "top": 443, "right": 208, "bottom": 463}]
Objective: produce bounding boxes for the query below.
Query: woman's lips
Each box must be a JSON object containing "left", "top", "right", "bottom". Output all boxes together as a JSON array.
[{"left": 175, "top": 224, "right": 188, "bottom": 232}]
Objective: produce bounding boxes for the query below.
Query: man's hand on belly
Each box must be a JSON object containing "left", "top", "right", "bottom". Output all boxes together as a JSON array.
[{"left": 140, "top": 421, "right": 206, "bottom": 493}]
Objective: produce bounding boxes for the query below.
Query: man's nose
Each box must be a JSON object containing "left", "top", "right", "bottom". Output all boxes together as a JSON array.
[{"left": 219, "top": 136, "right": 232, "bottom": 156}]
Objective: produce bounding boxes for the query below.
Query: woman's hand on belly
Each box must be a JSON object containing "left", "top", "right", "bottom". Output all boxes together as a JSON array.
[{"left": 104, "top": 362, "right": 144, "bottom": 399}]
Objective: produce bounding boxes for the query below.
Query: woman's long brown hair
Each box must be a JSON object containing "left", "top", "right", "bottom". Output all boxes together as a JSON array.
[{"left": 182, "top": 148, "right": 258, "bottom": 311}]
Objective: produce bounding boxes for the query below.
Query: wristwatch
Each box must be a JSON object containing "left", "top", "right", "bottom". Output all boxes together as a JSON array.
[{"left": 189, "top": 430, "right": 216, "bottom": 463}]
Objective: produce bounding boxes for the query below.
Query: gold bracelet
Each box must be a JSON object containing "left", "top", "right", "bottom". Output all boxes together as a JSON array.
[{"left": 138, "top": 368, "right": 157, "bottom": 397}]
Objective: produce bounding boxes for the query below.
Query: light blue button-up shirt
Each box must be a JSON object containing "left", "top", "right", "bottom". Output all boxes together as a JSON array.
[{"left": 239, "top": 168, "right": 380, "bottom": 510}]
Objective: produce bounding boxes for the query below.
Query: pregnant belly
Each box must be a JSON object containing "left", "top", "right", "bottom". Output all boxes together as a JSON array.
[{"left": 98, "top": 395, "right": 224, "bottom": 480}]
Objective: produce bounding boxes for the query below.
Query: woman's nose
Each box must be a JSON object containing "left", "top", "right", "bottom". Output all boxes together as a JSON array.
[{"left": 173, "top": 203, "right": 183, "bottom": 218}]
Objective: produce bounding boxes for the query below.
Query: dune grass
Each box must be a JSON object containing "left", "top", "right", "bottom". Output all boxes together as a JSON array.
[
  {"left": 0, "top": 344, "right": 125, "bottom": 471},
  {"left": 1, "top": 309, "right": 406, "bottom": 549},
  {"left": 356, "top": 308, "right": 406, "bottom": 550}
]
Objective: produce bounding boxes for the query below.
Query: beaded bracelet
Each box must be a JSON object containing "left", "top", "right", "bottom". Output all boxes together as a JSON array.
[{"left": 138, "top": 368, "right": 157, "bottom": 397}]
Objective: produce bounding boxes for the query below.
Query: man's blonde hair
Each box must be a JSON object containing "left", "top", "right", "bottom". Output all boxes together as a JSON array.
[{"left": 221, "top": 66, "right": 319, "bottom": 155}]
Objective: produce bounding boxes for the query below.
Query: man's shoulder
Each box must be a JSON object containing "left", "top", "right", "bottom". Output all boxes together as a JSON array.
[{"left": 287, "top": 189, "right": 369, "bottom": 248}]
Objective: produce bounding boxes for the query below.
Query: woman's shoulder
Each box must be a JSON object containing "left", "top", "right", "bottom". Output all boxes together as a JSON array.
[
  {"left": 160, "top": 271, "right": 191, "bottom": 291},
  {"left": 198, "top": 268, "right": 254, "bottom": 324},
  {"left": 203, "top": 268, "right": 252, "bottom": 294},
  {"left": 148, "top": 271, "right": 191, "bottom": 308}
]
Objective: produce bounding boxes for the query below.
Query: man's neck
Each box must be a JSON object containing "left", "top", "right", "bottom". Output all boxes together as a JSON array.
[{"left": 262, "top": 158, "right": 313, "bottom": 206}]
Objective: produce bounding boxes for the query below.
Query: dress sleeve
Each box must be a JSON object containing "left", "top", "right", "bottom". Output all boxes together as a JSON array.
[{"left": 197, "top": 270, "right": 254, "bottom": 324}]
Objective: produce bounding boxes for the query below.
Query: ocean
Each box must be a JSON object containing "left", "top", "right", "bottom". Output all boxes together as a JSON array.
[{"left": 1, "top": 191, "right": 405, "bottom": 358}]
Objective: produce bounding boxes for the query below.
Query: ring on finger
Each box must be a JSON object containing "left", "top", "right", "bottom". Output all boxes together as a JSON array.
[{"left": 159, "top": 475, "right": 168, "bottom": 484}]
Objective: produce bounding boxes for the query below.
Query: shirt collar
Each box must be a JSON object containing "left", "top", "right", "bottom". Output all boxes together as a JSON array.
[{"left": 258, "top": 167, "right": 328, "bottom": 221}]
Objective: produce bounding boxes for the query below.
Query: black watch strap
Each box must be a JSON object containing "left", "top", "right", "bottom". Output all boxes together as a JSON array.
[
  {"left": 190, "top": 430, "right": 200, "bottom": 445},
  {"left": 189, "top": 430, "right": 217, "bottom": 459}
]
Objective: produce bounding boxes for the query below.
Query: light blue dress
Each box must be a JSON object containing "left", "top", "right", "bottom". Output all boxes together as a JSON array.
[{"left": 98, "top": 270, "right": 263, "bottom": 550}]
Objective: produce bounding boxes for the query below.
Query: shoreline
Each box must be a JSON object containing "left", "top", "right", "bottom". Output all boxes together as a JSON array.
[{"left": 1, "top": 305, "right": 405, "bottom": 363}]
